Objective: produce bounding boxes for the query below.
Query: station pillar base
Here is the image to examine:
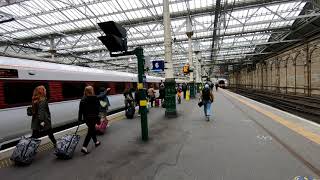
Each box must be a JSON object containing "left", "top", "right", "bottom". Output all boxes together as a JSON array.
[
  {"left": 189, "top": 82, "right": 196, "bottom": 98},
  {"left": 164, "top": 78, "right": 177, "bottom": 118}
]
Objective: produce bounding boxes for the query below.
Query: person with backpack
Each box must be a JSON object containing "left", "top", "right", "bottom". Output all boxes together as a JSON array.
[
  {"left": 31, "top": 85, "right": 57, "bottom": 147},
  {"left": 78, "top": 86, "right": 101, "bottom": 154},
  {"left": 200, "top": 84, "right": 214, "bottom": 121}
]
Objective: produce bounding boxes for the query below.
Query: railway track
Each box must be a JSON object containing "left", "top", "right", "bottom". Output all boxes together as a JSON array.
[{"left": 230, "top": 88, "right": 320, "bottom": 124}]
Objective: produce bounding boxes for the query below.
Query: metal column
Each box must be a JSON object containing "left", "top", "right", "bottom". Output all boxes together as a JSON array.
[
  {"left": 135, "top": 47, "right": 148, "bottom": 141},
  {"left": 186, "top": 17, "right": 195, "bottom": 98},
  {"left": 163, "top": 0, "right": 177, "bottom": 117}
]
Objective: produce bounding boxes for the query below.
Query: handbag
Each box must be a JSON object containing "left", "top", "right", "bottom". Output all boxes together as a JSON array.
[
  {"left": 198, "top": 101, "right": 203, "bottom": 107},
  {"left": 27, "top": 106, "right": 33, "bottom": 116},
  {"left": 100, "top": 100, "right": 107, "bottom": 108}
]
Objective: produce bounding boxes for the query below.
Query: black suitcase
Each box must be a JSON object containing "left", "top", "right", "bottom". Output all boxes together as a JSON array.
[
  {"left": 125, "top": 107, "right": 135, "bottom": 119},
  {"left": 10, "top": 137, "right": 41, "bottom": 165},
  {"left": 54, "top": 125, "right": 80, "bottom": 159}
]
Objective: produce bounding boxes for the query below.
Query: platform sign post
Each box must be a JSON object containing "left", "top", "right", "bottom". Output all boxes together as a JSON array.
[{"left": 135, "top": 47, "right": 148, "bottom": 141}]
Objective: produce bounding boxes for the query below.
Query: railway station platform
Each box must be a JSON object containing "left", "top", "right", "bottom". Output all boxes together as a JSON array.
[{"left": 0, "top": 89, "right": 320, "bottom": 180}]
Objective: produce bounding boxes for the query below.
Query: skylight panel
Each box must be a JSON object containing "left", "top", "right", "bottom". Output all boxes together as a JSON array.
[
  {"left": 131, "top": 0, "right": 143, "bottom": 9},
  {"left": 32, "top": 27, "right": 51, "bottom": 35},
  {"left": 52, "top": 0, "right": 71, "bottom": 9},
  {"left": 110, "top": 0, "right": 122, "bottom": 11},
  {"left": 1, "top": 4, "right": 30, "bottom": 17},
  {"left": 22, "top": 1, "right": 46, "bottom": 14},
  {"left": 12, "top": 30, "right": 35, "bottom": 38},
  {"left": 35, "top": 0, "right": 55, "bottom": 11},
  {"left": 37, "top": 14, "right": 57, "bottom": 24},
  {"left": 4, "top": 21, "right": 26, "bottom": 31}
]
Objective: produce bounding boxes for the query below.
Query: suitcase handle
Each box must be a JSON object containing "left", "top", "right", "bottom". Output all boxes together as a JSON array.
[{"left": 74, "top": 123, "right": 80, "bottom": 135}]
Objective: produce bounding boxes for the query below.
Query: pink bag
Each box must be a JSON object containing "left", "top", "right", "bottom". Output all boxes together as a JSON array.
[{"left": 96, "top": 120, "right": 108, "bottom": 134}]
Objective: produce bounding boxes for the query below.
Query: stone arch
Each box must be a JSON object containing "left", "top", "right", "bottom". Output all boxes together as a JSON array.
[
  {"left": 261, "top": 61, "right": 268, "bottom": 90},
  {"left": 310, "top": 47, "right": 320, "bottom": 95},
  {"left": 295, "top": 52, "right": 306, "bottom": 94},
  {"left": 270, "top": 59, "right": 277, "bottom": 91},
  {"left": 287, "top": 55, "right": 295, "bottom": 93},
  {"left": 279, "top": 56, "right": 288, "bottom": 93},
  {"left": 256, "top": 63, "right": 263, "bottom": 89}
]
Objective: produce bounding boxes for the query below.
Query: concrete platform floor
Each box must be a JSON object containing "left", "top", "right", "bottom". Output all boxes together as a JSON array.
[{"left": 0, "top": 89, "right": 319, "bottom": 180}]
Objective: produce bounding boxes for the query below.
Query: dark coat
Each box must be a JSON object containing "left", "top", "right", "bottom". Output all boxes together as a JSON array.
[
  {"left": 78, "top": 96, "right": 100, "bottom": 127},
  {"left": 159, "top": 87, "right": 165, "bottom": 99},
  {"left": 31, "top": 99, "right": 52, "bottom": 131},
  {"left": 97, "top": 91, "right": 110, "bottom": 114}
]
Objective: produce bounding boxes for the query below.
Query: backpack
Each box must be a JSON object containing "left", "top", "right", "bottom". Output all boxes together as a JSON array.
[
  {"left": 99, "top": 97, "right": 110, "bottom": 108},
  {"left": 202, "top": 88, "right": 211, "bottom": 101}
]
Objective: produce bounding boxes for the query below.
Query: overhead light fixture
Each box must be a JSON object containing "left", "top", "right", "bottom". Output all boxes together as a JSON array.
[{"left": 129, "top": 57, "right": 132, "bottom": 62}]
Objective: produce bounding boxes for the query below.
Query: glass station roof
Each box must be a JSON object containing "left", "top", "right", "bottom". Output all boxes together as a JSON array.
[{"left": 0, "top": 0, "right": 317, "bottom": 75}]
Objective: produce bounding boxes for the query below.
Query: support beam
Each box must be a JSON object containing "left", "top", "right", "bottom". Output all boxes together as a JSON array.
[{"left": 163, "top": 0, "right": 177, "bottom": 117}]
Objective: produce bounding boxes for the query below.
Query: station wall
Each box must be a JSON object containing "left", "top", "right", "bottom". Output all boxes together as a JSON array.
[{"left": 229, "top": 37, "right": 320, "bottom": 96}]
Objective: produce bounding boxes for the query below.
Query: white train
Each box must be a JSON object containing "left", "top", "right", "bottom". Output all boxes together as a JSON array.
[{"left": 0, "top": 56, "right": 165, "bottom": 145}]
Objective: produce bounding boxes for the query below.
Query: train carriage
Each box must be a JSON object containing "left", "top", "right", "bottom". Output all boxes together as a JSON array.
[{"left": 0, "top": 56, "right": 164, "bottom": 145}]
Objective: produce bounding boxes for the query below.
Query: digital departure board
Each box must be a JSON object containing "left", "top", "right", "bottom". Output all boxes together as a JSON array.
[{"left": 0, "top": 68, "right": 18, "bottom": 78}]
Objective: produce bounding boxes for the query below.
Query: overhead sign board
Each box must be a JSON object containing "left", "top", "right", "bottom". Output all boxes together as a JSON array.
[{"left": 151, "top": 60, "right": 164, "bottom": 72}]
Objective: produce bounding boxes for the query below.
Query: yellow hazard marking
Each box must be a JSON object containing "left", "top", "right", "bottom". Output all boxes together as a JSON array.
[
  {"left": 137, "top": 83, "right": 143, "bottom": 89},
  {"left": 223, "top": 90, "right": 320, "bottom": 145},
  {"left": 140, "top": 100, "right": 147, "bottom": 106}
]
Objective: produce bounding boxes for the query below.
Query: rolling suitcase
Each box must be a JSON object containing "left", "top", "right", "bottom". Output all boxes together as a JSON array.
[
  {"left": 155, "top": 99, "right": 160, "bottom": 107},
  {"left": 10, "top": 137, "right": 41, "bottom": 165},
  {"left": 54, "top": 125, "right": 80, "bottom": 159},
  {"left": 96, "top": 120, "right": 108, "bottom": 135},
  {"left": 125, "top": 106, "right": 135, "bottom": 119}
]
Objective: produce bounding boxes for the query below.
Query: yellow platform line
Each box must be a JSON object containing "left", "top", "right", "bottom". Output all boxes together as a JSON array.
[
  {"left": 223, "top": 90, "right": 320, "bottom": 145},
  {"left": 0, "top": 114, "right": 128, "bottom": 168}
]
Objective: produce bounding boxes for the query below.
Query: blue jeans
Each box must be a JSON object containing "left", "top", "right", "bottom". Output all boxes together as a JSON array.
[{"left": 203, "top": 100, "right": 212, "bottom": 116}]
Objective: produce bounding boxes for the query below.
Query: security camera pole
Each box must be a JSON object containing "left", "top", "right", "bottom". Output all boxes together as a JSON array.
[
  {"left": 97, "top": 21, "right": 148, "bottom": 141},
  {"left": 163, "top": 0, "right": 177, "bottom": 117},
  {"left": 135, "top": 47, "right": 148, "bottom": 141}
]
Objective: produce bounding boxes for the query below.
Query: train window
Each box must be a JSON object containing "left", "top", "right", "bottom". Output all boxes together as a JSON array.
[
  {"left": 62, "top": 82, "right": 86, "bottom": 99},
  {"left": 4, "top": 81, "right": 50, "bottom": 105},
  {"left": 93, "top": 82, "right": 110, "bottom": 95},
  {"left": 115, "top": 82, "right": 125, "bottom": 94}
]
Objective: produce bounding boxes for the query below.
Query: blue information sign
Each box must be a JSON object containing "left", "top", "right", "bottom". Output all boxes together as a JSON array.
[{"left": 151, "top": 60, "right": 164, "bottom": 72}]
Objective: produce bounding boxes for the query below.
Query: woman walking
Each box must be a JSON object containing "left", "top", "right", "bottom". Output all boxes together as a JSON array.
[
  {"left": 78, "top": 86, "right": 101, "bottom": 154},
  {"left": 201, "top": 84, "right": 214, "bottom": 121},
  {"left": 31, "top": 85, "right": 57, "bottom": 147}
]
